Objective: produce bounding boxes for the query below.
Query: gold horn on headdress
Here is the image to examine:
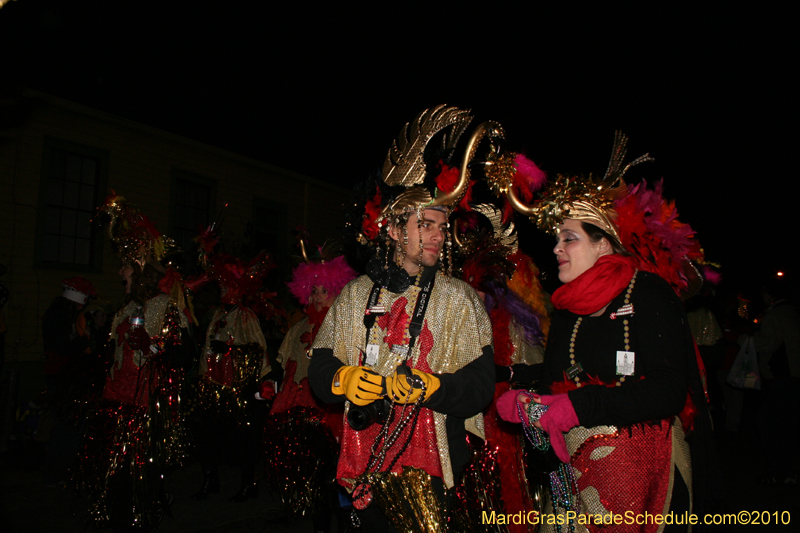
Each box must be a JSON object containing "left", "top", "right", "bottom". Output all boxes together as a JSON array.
[
  {"left": 430, "top": 121, "right": 506, "bottom": 209},
  {"left": 298, "top": 238, "right": 310, "bottom": 264},
  {"left": 492, "top": 131, "right": 652, "bottom": 240},
  {"left": 379, "top": 105, "right": 507, "bottom": 216}
]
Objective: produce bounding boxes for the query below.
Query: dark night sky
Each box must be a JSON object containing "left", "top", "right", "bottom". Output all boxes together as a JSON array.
[{"left": 1, "top": 1, "right": 796, "bottom": 295}]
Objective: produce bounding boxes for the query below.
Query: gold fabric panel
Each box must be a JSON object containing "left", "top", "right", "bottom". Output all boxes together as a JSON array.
[
  {"left": 277, "top": 317, "right": 313, "bottom": 384},
  {"left": 109, "top": 294, "right": 190, "bottom": 376},
  {"left": 564, "top": 425, "right": 619, "bottom": 457},
  {"left": 199, "top": 306, "right": 269, "bottom": 377},
  {"left": 686, "top": 307, "right": 723, "bottom": 347},
  {"left": 509, "top": 319, "right": 545, "bottom": 365}
]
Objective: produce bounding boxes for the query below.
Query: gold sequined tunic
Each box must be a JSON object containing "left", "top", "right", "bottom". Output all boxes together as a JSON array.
[{"left": 311, "top": 270, "right": 494, "bottom": 489}]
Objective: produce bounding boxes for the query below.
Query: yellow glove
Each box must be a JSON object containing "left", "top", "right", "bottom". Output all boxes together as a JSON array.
[
  {"left": 388, "top": 367, "right": 440, "bottom": 404},
  {"left": 331, "top": 366, "right": 386, "bottom": 406}
]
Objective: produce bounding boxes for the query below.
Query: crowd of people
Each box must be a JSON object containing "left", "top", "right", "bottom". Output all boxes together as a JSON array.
[{"left": 18, "top": 106, "right": 798, "bottom": 533}]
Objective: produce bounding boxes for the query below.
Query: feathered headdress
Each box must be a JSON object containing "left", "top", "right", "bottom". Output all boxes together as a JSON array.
[
  {"left": 490, "top": 132, "right": 704, "bottom": 297},
  {"left": 287, "top": 230, "right": 357, "bottom": 306},
  {"left": 348, "top": 105, "right": 506, "bottom": 249},
  {"left": 96, "top": 191, "right": 175, "bottom": 266},
  {"left": 195, "top": 225, "right": 283, "bottom": 320},
  {"left": 455, "top": 204, "right": 547, "bottom": 347}
]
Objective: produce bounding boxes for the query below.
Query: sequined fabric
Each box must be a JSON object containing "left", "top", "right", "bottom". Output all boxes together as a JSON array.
[
  {"left": 270, "top": 317, "right": 344, "bottom": 436},
  {"left": 686, "top": 307, "right": 723, "bottom": 347},
  {"left": 78, "top": 294, "right": 188, "bottom": 529},
  {"left": 312, "top": 272, "right": 493, "bottom": 488},
  {"left": 104, "top": 295, "right": 187, "bottom": 406},
  {"left": 372, "top": 466, "right": 447, "bottom": 533},
  {"left": 276, "top": 316, "right": 314, "bottom": 384},
  {"left": 199, "top": 306, "right": 269, "bottom": 382},
  {"left": 540, "top": 419, "right": 687, "bottom": 533}
]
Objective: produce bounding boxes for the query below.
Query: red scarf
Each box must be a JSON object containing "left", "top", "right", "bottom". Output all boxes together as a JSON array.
[{"left": 551, "top": 255, "right": 637, "bottom": 315}]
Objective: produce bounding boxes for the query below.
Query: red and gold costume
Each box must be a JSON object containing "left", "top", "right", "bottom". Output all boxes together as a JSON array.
[
  {"left": 77, "top": 292, "right": 189, "bottom": 528},
  {"left": 308, "top": 105, "right": 504, "bottom": 531},
  {"left": 74, "top": 192, "right": 192, "bottom": 529},
  {"left": 265, "top": 246, "right": 355, "bottom": 519},
  {"left": 192, "top": 305, "right": 270, "bottom": 421},
  {"left": 309, "top": 266, "right": 494, "bottom": 489}
]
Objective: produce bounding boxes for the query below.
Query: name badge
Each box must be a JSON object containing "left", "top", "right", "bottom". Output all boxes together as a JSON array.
[
  {"left": 616, "top": 351, "right": 635, "bottom": 376},
  {"left": 365, "top": 344, "right": 379, "bottom": 366}
]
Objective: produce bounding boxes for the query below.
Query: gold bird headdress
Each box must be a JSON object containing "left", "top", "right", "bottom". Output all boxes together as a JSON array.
[
  {"left": 379, "top": 104, "right": 505, "bottom": 218},
  {"left": 97, "top": 191, "right": 175, "bottom": 267}
]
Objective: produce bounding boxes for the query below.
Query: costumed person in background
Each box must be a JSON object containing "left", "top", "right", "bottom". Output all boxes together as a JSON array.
[
  {"left": 490, "top": 132, "right": 720, "bottom": 532},
  {"left": 42, "top": 277, "right": 97, "bottom": 389},
  {"left": 187, "top": 226, "right": 280, "bottom": 502},
  {"left": 262, "top": 233, "right": 357, "bottom": 531},
  {"left": 742, "top": 276, "right": 800, "bottom": 486},
  {"left": 450, "top": 203, "right": 549, "bottom": 532},
  {"left": 308, "top": 105, "right": 498, "bottom": 532},
  {"left": 74, "top": 193, "right": 194, "bottom": 531},
  {"left": 40, "top": 276, "right": 97, "bottom": 486},
  {"left": 685, "top": 268, "right": 724, "bottom": 426}
]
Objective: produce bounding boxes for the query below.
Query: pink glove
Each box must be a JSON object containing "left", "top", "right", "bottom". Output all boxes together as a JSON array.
[
  {"left": 497, "top": 389, "right": 528, "bottom": 423},
  {"left": 537, "top": 394, "right": 579, "bottom": 463}
]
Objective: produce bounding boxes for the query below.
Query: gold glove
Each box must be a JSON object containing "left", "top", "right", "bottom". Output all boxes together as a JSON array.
[
  {"left": 388, "top": 368, "right": 440, "bottom": 404},
  {"left": 331, "top": 366, "right": 386, "bottom": 406}
]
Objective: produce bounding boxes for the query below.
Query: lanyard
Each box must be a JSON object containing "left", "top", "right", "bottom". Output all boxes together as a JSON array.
[{"left": 362, "top": 274, "right": 435, "bottom": 362}]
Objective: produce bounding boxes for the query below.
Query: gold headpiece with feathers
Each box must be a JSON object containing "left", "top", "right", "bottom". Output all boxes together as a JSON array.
[
  {"left": 454, "top": 203, "right": 518, "bottom": 256},
  {"left": 378, "top": 105, "right": 505, "bottom": 217},
  {"left": 382, "top": 105, "right": 472, "bottom": 187},
  {"left": 494, "top": 131, "right": 653, "bottom": 241},
  {"left": 97, "top": 191, "right": 174, "bottom": 267}
]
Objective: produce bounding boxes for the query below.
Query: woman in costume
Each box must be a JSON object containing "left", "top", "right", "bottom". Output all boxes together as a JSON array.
[
  {"left": 451, "top": 203, "right": 550, "bottom": 532},
  {"left": 75, "top": 193, "right": 192, "bottom": 530},
  {"left": 263, "top": 237, "right": 356, "bottom": 530},
  {"left": 490, "top": 133, "right": 717, "bottom": 532},
  {"left": 188, "top": 234, "right": 279, "bottom": 502}
]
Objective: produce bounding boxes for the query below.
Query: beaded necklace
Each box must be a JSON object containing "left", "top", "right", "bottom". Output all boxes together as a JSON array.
[
  {"left": 350, "top": 385, "right": 428, "bottom": 514},
  {"left": 566, "top": 270, "right": 638, "bottom": 387},
  {"left": 517, "top": 391, "right": 580, "bottom": 533}
]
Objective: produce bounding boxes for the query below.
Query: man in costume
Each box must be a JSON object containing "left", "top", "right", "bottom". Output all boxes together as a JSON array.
[{"left": 308, "top": 105, "right": 499, "bottom": 531}]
